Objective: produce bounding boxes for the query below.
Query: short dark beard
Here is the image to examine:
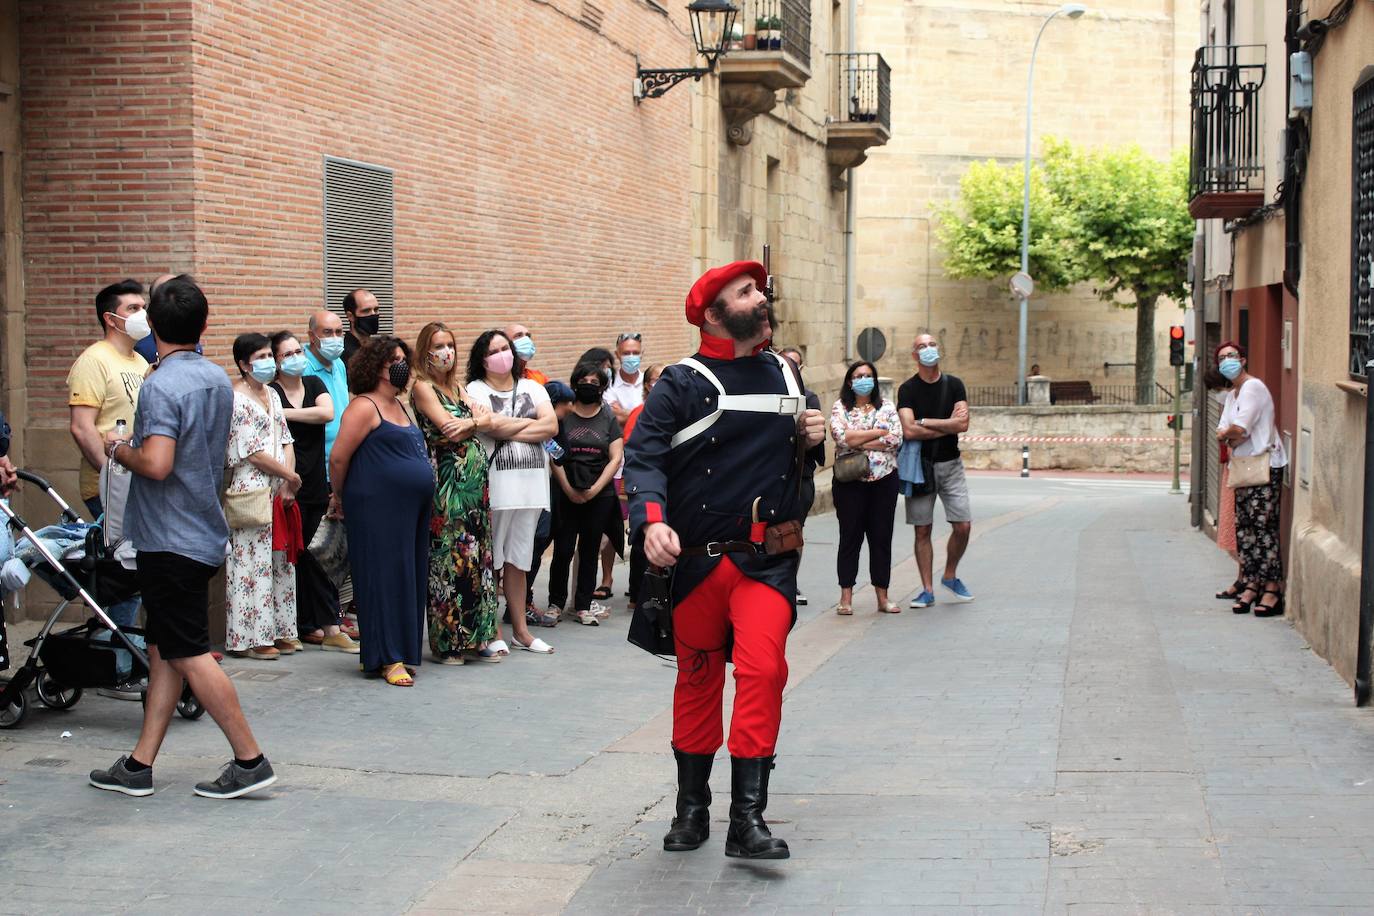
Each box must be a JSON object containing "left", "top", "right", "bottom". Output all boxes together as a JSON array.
[{"left": 719, "top": 303, "right": 770, "bottom": 342}]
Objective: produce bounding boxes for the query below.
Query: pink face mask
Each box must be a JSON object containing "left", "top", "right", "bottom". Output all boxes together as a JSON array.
[{"left": 484, "top": 349, "right": 515, "bottom": 375}]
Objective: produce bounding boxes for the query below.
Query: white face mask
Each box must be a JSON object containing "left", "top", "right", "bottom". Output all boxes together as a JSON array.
[{"left": 115, "top": 310, "right": 151, "bottom": 342}]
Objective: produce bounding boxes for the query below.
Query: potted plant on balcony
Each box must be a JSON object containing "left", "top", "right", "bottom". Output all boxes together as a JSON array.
[
  {"left": 753, "top": 16, "right": 770, "bottom": 50},
  {"left": 768, "top": 15, "right": 783, "bottom": 50}
]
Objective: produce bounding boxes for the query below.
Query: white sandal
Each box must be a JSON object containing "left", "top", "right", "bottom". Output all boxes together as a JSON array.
[
  {"left": 485, "top": 639, "right": 510, "bottom": 657},
  {"left": 512, "top": 636, "right": 555, "bottom": 654}
]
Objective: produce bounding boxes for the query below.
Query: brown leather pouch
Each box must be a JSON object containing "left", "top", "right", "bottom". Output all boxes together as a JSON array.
[{"left": 763, "top": 519, "right": 804, "bottom": 555}]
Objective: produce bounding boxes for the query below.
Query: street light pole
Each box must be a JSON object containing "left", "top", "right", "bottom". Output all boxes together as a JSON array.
[{"left": 1017, "top": 3, "right": 1086, "bottom": 406}]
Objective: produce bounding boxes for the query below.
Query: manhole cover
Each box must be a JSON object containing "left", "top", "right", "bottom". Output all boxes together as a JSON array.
[{"left": 25, "top": 758, "right": 68, "bottom": 768}]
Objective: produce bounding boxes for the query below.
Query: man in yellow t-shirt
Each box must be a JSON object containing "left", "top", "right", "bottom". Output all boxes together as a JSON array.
[
  {"left": 68, "top": 280, "right": 150, "bottom": 516},
  {"left": 67, "top": 279, "right": 150, "bottom": 700}
]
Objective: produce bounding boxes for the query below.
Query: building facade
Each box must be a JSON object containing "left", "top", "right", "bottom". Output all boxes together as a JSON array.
[
  {"left": 852, "top": 0, "right": 1198, "bottom": 397},
  {"left": 1189, "top": 0, "right": 1373, "bottom": 683}
]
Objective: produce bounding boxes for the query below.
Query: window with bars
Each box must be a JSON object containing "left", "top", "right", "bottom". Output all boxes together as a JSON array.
[
  {"left": 323, "top": 157, "right": 395, "bottom": 334},
  {"left": 1351, "top": 78, "right": 1374, "bottom": 378}
]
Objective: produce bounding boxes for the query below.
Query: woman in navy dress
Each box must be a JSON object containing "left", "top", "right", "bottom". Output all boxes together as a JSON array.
[{"left": 329, "top": 336, "right": 435, "bottom": 686}]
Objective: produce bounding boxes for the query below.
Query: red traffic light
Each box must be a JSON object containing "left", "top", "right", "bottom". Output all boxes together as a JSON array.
[{"left": 1169, "top": 326, "right": 1185, "bottom": 340}]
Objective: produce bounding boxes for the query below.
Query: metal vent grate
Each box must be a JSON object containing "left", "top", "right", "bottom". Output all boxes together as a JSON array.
[
  {"left": 580, "top": 1, "right": 604, "bottom": 31},
  {"left": 1351, "top": 76, "right": 1374, "bottom": 378},
  {"left": 323, "top": 157, "right": 395, "bottom": 335}
]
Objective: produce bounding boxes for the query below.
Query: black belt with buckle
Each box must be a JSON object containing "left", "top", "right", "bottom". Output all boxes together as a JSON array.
[{"left": 678, "top": 540, "right": 760, "bottom": 558}]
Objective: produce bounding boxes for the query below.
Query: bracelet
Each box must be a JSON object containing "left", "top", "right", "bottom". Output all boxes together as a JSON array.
[{"left": 106, "top": 440, "right": 125, "bottom": 460}]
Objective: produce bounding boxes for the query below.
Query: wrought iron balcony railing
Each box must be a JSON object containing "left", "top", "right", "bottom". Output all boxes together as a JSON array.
[
  {"left": 730, "top": 0, "right": 811, "bottom": 71},
  {"left": 1349, "top": 77, "right": 1374, "bottom": 378},
  {"left": 830, "top": 52, "right": 890, "bottom": 130},
  {"left": 1188, "top": 45, "right": 1266, "bottom": 217}
]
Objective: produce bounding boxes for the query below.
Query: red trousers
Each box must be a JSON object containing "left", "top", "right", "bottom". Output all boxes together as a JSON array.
[{"left": 672, "top": 556, "right": 792, "bottom": 757}]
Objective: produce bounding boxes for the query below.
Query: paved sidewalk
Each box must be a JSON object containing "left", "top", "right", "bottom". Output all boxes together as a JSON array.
[{"left": 4, "top": 475, "right": 1374, "bottom": 913}]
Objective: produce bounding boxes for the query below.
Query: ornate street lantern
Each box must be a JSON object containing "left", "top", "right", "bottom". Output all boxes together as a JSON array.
[{"left": 635, "top": 0, "right": 739, "bottom": 101}]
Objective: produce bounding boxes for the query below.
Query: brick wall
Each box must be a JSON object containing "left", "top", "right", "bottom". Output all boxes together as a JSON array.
[
  {"left": 20, "top": 0, "right": 196, "bottom": 426},
  {"left": 188, "top": 0, "right": 696, "bottom": 382},
  {"left": 19, "top": 0, "right": 697, "bottom": 436}
]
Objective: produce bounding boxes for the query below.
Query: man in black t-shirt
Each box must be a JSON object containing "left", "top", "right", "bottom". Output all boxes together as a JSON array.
[{"left": 896, "top": 333, "right": 974, "bottom": 609}]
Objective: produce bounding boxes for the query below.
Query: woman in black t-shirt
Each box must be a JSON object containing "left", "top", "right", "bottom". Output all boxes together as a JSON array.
[
  {"left": 270, "top": 331, "right": 355, "bottom": 653},
  {"left": 549, "top": 359, "right": 623, "bottom": 626}
]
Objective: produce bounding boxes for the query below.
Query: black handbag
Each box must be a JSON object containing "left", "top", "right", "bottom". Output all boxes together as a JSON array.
[{"left": 627, "top": 564, "right": 676, "bottom": 657}]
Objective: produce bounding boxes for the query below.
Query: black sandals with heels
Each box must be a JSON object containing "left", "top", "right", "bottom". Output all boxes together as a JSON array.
[
  {"left": 1253, "top": 590, "right": 1286, "bottom": 618},
  {"left": 1231, "top": 586, "right": 1259, "bottom": 615}
]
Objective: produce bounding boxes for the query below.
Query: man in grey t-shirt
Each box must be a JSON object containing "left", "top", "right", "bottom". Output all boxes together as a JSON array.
[{"left": 89, "top": 276, "right": 277, "bottom": 801}]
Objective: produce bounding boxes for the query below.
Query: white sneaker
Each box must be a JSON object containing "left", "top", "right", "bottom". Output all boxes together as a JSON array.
[
  {"left": 590, "top": 600, "right": 611, "bottom": 620},
  {"left": 576, "top": 609, "right": 600, "bottom": 626}
]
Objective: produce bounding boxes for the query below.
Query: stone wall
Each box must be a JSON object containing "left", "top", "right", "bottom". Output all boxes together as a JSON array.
[
  {"left": 851, "top": 0, "right": 1199, "bottom": 392},
  {"left": 961, "top": 405, "right": 1189, "bottom": 474}
]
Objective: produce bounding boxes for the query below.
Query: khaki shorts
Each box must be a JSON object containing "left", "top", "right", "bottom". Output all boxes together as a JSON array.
[{"left": 904, "top": 458, "right": 972, "bottom": 526}]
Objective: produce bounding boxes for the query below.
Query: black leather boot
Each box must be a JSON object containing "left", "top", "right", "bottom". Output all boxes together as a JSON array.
[
  {"left": 663, "top": 747, "right": 714, "bottom": 851},
  {"left": 724, "top": 755, "right": 789, "bottom": 859}
]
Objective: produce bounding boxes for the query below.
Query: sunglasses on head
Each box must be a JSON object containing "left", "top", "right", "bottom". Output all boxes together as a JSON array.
[{"left": 617, "top": 332, "right": 642, "bottom": 344}]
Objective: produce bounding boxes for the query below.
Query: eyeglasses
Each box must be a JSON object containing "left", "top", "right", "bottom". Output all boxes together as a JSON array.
[
  {"left": 617, "top": 332, "right": 642, "bottom": 344},
  {"left": 1217, "top": 351, "right": 1240, "bottom": 359},
  {"left": 315, "top": 328, "right": 345, "bottom": 338}
]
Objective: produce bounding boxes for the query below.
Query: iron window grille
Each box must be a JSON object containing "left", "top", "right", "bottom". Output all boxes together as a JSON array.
[
  {"left": 829, "top": 52, "right": 890, "bottom": 130},
  {"left": 734, "top": 0, "right": 810, "bottom": 70},
  {"left": 1189, "top": 44, "right": 1267, "bottom": 198},
  {"left": 323, "top": 157, "right": 396, "bottom": 335},
  {"left": 1350, "top": 75, "right": 1374, "bottom": 378}
]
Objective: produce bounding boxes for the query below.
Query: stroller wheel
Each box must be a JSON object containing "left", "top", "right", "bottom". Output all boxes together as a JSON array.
[
  {"left": 0, "top": 680, "right": 28, "bottom": 729},
  {"left": 176, "top": 685, "right": 206, "bottom": 720},
  {"left": 35, "top": 671, "right": 82, "bottom": 710}
]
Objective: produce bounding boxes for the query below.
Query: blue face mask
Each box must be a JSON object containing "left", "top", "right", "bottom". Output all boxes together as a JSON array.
[
  {"left": 851, "top": 376, "right": 875, "bottom": 396},
  {"left": 249, "top": 358, "right": 277, "bottom": 384},
  {"left": 514, "top": 337, "right": 536, "bottom": 360},
  {"left": 621, "top": 355, "right": 642, "bottom": 374},
  {"left": 918, "top": 346, "right": 940, "bottom": 367},
  {"left": 1218, "top": 357, "right": 1242, "bottom": 380},
  {"left": 318, "top": 337, "right": 345, "bottom": 361},
  {"left": 279, "top": 354, "right": 308, "bottom": 377}
]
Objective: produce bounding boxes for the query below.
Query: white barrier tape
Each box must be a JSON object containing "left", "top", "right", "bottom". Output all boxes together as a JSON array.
[{"left": 960, "top": 435, "right": 1174, "bottom": 444}]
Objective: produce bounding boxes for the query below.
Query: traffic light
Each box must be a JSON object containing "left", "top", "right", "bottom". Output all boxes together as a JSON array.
[{"left": 1168, "top": 325, "right": 1186, "bottom": 366}]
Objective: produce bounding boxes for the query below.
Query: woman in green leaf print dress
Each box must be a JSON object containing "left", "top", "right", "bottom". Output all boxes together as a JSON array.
[{"left": 410, "top": 322, "right": 500, "bottom": 663}]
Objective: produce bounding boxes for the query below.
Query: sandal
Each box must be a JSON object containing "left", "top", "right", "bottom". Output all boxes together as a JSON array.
[
  {"left": 382, "top": 663, "right": 414, "bottom": 687},
  {"left": 1253, "top": 589, "right": 1286, "bottom": 618},
  {"left": 836, "top": 604, "right": 853, "bottom": 616},
  {"left": 1232, "top": 586, "right": 1259, "bottom": 615},
  {"left": 473, "top": 646, "right": 503, "bottom": 663},
  {"left": 592, "top": 586, "right": 613, "bottom": 600},
  {"left": 485, "top": 639, "right": 510, "bottom": 657},
  {"left": 511, "top": 635, "right": 555, "bottom": 654},
  {"left": 1215, "top": 579, "right": 1247, "bottom": 600},
  {"left": 878, "top": 603, "right": 902, "bottom": 614}
]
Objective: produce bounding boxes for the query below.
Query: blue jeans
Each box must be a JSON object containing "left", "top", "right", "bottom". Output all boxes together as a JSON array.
[{"left": 85, "top": 496, "right": 144, "bottom": 680}]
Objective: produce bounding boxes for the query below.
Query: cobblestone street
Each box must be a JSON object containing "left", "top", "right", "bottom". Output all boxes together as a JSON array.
[{"left": 4, "top": 474, "right": 1374, "bottom": 914}]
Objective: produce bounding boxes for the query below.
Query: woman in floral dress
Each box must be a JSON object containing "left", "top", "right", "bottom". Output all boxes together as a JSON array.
[
  {"left": 410, "top": 322, "right": 499, "bottom": 663},
  {"left": 225, "top": 332, "right": 300, "bottom": 660}
]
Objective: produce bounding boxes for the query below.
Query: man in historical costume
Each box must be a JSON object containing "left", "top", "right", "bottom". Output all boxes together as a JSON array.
[{"left": 624, "top": 261, "right": 825, "bottom": 860}]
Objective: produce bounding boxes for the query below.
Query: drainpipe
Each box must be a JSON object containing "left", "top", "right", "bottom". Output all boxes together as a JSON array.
[
  {"left": 842, "top": 0, "right": 857, "bottom": 361},
  {"left": 1357, "top": 359, "right": 1374, "bottom": 707}
]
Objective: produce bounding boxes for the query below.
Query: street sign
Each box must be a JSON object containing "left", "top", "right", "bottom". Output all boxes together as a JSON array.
[{"left": 1010, "top": 271, "right": 1033, "bottom": 300}]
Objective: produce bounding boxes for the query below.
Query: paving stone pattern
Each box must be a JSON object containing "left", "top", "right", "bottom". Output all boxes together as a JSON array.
[{"left": 3, "top": 477, "right": 1373, "bottom": 913}]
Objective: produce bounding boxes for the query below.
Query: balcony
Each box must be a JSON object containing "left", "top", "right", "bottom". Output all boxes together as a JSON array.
[
  {"left": 716, "top": 0, "right": 812, "bottom": 145},
  {"left": 1188, "top": 45, "right": 1267, "bottom": 220},
  {"left": 826, "top": 52, "right": 891, "bottom": 190}
]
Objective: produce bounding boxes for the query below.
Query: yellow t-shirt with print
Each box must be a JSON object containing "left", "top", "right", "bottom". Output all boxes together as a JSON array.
[{"left": 67, "top": 340, "right": 148, "bottom": 501}]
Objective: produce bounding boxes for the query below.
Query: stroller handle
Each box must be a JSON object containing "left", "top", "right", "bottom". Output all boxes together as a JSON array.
[{"left": 15, "top": 469, "right": 81, "bottom": 523}]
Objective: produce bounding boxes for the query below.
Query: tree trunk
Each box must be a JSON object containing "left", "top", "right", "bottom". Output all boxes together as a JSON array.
[{"left": 1134, "top": 294, "right": 1158, "bottom": 405}]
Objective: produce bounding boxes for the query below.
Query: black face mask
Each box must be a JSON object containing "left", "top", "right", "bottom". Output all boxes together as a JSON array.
[
  {"left": 388, "top": 360, "right": 411, "bottom": 390},
  {"left": 574, "top": 382, "right": 603, "bottom": 405},
  {"left": 354, "top": 314, "right": 381, "bottom": 336}
]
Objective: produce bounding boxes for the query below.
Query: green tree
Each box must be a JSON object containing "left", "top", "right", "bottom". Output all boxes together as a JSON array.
[
  {"left": 936, "top": 139, "right": 1193, "bottom": 404},
  {"left": 1042, "top": 139, "right": 1194, "bottom": 403}
]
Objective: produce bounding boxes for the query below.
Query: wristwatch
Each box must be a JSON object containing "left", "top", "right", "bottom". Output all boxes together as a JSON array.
[{"left": 106, "top": 440, "right": 126, "bottom": 460}]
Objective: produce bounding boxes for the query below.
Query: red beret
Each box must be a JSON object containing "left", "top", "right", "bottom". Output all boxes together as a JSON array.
[{"left": 685, "top": 261, "right": 767, "bottom": 327}]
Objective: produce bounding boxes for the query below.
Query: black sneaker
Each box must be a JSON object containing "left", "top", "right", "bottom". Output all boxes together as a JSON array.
[
  {"left": 89, "top": 755, "right": 154, "bottom": 797},
  {"left": 193, "top": 758, "right": 277, "bottom": 799},
  {"left": 97, "top": 678, "right": 147, "bottom": 701}
]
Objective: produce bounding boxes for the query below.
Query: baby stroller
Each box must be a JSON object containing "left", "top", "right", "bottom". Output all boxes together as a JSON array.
[{"left": 0, "top": 470, "right": 204, "bottom": 728}]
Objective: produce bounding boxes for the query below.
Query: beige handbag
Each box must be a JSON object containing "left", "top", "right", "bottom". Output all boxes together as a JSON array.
[
  {"left": 1227, "top": 452, "right": 1271, "bottom": 488},
  {"left": 223, "top": 392, "right": 280, "bottom": 528}
]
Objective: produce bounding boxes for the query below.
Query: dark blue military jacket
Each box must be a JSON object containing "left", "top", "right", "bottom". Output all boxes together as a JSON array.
[{"left": 624, "top": 339, "right": 804, "bottom": 607}]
